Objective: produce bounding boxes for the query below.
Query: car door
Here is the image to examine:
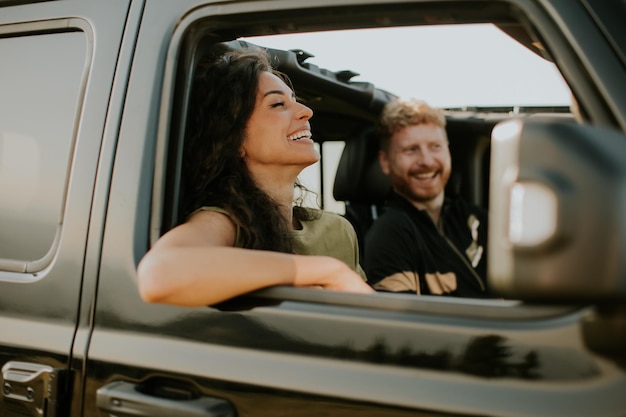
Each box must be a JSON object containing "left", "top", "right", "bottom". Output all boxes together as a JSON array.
[
  {"left": 85, "top": 1, "right": 626, "bottom": 416},
  {"left": 0, "top": 1, "right": 134, "bottom": 416}
]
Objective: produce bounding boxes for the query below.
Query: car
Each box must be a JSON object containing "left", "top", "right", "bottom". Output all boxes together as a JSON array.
[{"left": 1, "top": 0, "right": 625, "bottom": 416}]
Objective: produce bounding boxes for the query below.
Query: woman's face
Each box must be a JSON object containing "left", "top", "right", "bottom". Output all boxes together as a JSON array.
[{"left": 241, "top": 71, "right": 319, "bottom": 176}]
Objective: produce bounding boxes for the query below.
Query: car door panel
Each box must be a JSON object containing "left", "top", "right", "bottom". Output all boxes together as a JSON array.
[
  {"left": 0, "top": 1, "right": 133, "bottom": 417},
  {"left": 84, "top": 1, "right": 626, "bottom": 416}
]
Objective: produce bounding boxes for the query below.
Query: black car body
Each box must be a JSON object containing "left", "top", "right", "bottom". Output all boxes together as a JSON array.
[{"left": 1, "top": 0, "right": 625, "bottom": 416}]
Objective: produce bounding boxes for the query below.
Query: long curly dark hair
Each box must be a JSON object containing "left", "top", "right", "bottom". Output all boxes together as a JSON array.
[{"left": 182, "top": 44, "right": 315, "bottom": 253}]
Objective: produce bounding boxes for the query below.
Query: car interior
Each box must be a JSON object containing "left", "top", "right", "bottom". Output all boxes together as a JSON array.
[{"left": 157, "top": 4, "right": 578, "bottom": 298}]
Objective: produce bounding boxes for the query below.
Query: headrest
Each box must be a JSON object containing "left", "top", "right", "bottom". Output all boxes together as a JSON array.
[{"left": 333, "top": 127, "right": 391, "bottom": 204}]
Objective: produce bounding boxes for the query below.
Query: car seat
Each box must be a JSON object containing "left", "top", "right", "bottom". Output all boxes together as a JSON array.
[{"left": 333, "top": 127, "right": 391, "bottom": 259}]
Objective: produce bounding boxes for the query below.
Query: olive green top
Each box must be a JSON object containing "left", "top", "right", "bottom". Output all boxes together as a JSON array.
[{"left": 195, "top": 206, "right": 367, "bottom": 280}]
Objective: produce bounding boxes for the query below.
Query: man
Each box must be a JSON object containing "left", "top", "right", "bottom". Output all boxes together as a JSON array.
[{"left": 363, "top": 99, "right": 493, "bottom": 298}]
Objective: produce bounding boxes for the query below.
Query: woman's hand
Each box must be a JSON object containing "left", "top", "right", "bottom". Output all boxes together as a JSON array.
[{"left": 293, "top": 256, "right": 374, "bottom": 294}]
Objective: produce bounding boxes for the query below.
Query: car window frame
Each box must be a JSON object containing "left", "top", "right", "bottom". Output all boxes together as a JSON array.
[
  {"left": 0, "top": 18, "right": 93, "bottom": 275},
  {"left": 149, "top": 0, "right": 609, "bottom": 314}
]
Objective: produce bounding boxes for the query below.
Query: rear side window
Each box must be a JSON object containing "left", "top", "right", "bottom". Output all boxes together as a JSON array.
[{"left": 0, "top": 30, "right": 86, "bottom": 271}]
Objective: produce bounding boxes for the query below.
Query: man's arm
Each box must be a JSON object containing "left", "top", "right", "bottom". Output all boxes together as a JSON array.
[{"left": 363, "top": 212, "right": 423, "bottom": 293}]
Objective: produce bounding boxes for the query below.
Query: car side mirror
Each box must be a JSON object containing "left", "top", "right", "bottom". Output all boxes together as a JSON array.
[{"left": 488, "top": 119, "right": 626, "bottom": 302}]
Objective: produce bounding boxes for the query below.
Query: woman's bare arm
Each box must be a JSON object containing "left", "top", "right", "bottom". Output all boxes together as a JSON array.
[{"left": 136, "top": 210, "right": 373, "bottom": 306}]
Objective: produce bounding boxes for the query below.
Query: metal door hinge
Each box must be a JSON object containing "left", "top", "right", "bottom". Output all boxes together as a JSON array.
[{"left": 2, "top": 361, "right": 66, "bottom": 417}]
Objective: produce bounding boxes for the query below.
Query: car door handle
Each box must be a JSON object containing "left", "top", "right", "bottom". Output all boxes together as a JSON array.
[
  {"left": 2, "top": 361, "right": 66, "bottom": 417},
  {"left": 96, "top": 380, "right": 235, "bottom": 417}
]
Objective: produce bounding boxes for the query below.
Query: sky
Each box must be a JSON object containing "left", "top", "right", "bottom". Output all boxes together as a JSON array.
[
  {"left": 243, "top": 24, "right": 573, "bottom": 211},
  {"left": 243, "top": 24, "right": 572, "bottom": 108}
]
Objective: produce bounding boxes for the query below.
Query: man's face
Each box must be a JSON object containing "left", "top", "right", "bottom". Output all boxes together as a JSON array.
[{"left": 380, "top": 123, "right": 451, "bottom": 205}]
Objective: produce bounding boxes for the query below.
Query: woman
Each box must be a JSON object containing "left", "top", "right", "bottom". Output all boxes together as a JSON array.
[{"left": 136, "top": 44, "right": 373, "bottom": 306}]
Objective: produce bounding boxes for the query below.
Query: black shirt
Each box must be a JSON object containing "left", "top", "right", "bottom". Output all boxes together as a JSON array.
[{"left": 364, "top": 192, "right": 494, "bottom": 298}]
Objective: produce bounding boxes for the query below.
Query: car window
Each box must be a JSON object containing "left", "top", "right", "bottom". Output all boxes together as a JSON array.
[
  {"left": 0, "top": 30, "right": 87, "bottom": 272},
  {"left": 299, "top": 141, "right": 346, "bottom": 213},
  {"left": 156, "top": 3, "right": 581, "bottom": 304}
]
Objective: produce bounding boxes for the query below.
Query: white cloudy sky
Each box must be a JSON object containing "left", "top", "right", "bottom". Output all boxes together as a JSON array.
[
  {"left": 244, "top": 23, "right": 572, "bottom": 108},
  {"left": 244, "top": 24, "right": 573, "bottom": 211}
]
